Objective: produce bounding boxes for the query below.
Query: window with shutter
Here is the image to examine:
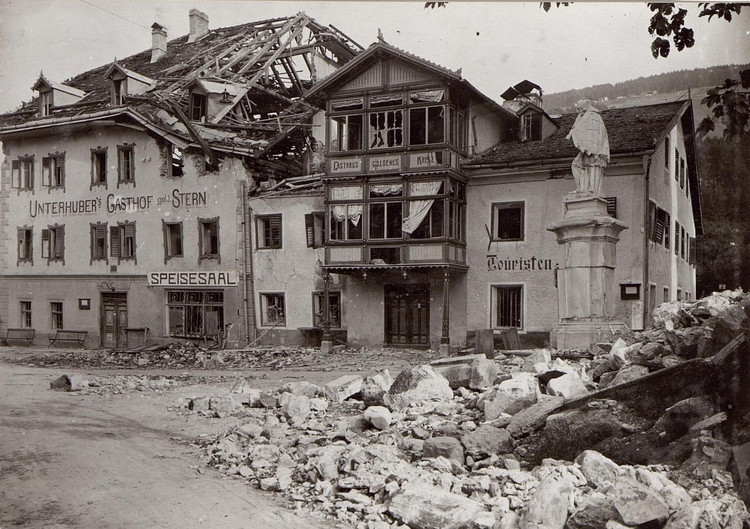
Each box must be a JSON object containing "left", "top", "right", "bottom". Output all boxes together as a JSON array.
[
  {"left": 648, "top": 201, "right": 657, "bottom": 242},
  {"left": 653, "top": 208, "right": 666, "bottom": 244},
  {"left": 256, "top": 214, "right": 282, "bottom": 249},
  {"left": 689, "top": 236, "right": 697, "bottom": 265},
  {"left": 674, "top": 221, "right": 680, "bottom": 256},
  {"left": 42, "top": 157, "right": 51, "bottom": 187},
  {"left": 42, "top": 229, "right": 50, "bottom": 259},
  {"left": 664, "top": 212, "right": 671, "bottom": 249},
  {"left": 11, "top": 160, "right": 20, "bottom": 189},
  {"left": 680, "top": 158, "right": 685, "bottom": 189},
  {"left": 53, "top": 226, "right": 64, "bottom": 259},
  {"left": 674, "top": 150, "right": 680, "bottom": 181},
  {"left": 122, "top": 222, "right": 136, "bottom": 259},
  {"left": 91, "top": 223, "right": 107, "bottom": 261},
  {"left": 305, "top": 214, "right": 314, "bottom": 247},
  {"left": 110, "top": 226, "right": 121, "bottom": 257}
]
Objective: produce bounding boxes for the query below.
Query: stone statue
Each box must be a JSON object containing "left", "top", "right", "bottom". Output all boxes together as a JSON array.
[{"left": 567, "top": 100, "right": 610, "bottom": 197}]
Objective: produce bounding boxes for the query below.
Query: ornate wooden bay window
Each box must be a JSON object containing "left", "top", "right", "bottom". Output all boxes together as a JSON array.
[{"left": 325, "top": 176, "right": 466, "bottom": 266}]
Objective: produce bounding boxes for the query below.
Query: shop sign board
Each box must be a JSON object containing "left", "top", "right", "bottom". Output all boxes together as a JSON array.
[
  {"left": 330, "top": 157, "right": 362, "bottom": 174},
  {"left": 369, "top": 155, "right": 401, "bottom": 172},
  {"left": 147, "top": 271, "right": 238, "bottom": 287}
]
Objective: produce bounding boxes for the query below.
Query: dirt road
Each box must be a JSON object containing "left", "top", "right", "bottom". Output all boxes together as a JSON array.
[{"left": 0, "top": 361, "right": 335, "bottom": 529}]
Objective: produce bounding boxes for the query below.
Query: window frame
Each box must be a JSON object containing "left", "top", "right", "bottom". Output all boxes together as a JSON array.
[
  {"left": 162, "top": 220, "right": 184, "bottom": 262},
  {"left": 11, "top": 156, "right": 35, "bottom": 190},
  {"left": 90, "top": 147, "right": 108, "bottom": 189},
  {"left": 90, "top": 222, "right": 108, "bottom": 263},
  {"left": 41, "top": 224, "right": 65, "bottom": 263},
  {"left": 166, "top": 290, "right": 224, "bottom": 338},
  {"left": 256, "top": 214, "right": 282, "bottom": 249},
  {"left": 50, "top": 301, "right": 63, "bottom": 330},
  {"left": 312, "top": 291, "right": 342, "bottom": 328},
  {"left": 110, "top": 221, "right": 137, "bottom": 263},
  {"left": 42, "top": 152, "right": 65, "bottom": 189},
  {"left": 305, "top": 211, "right": 325, "bottom": 248},
  {"left": 112, "top": 78, "right": 126, "bottom": 106},
  {"left": 198, "top": 217, "right": 220, "bottom": 261},
  {"left": 17, "top": 226, "right": 33, "bottom": 265},
  {"left": 409, "top": 105, "right": 446, "bottom": 146},
  {"left": 39, "top": 90, "right": 53, "bottom": 116},
  {"left": 260, "top": 293, "right": 286, "bottom": 327},
  {"left": 491, "top": 201, "right": 525, "bottom": 242},
  {"left": 117, "top": 143, "right": 135, "bottom": 187},
  {"left": 20, "top": 301, "right": 32, "bottom": 329},
  {"left": 190, "top": 91, "right": 207, "bottom": 122},
  {"left": 490, "top": 284, "right": 524, "bottom": 330}
]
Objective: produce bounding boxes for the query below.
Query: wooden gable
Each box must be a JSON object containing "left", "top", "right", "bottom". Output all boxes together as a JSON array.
[{"left": 335, "top": 58, "right": 439, "bottom": 94}]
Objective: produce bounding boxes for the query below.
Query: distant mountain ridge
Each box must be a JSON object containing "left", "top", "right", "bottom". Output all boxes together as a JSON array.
[{"left": 544, "top": 63, "right": 750, "bottom": 114}]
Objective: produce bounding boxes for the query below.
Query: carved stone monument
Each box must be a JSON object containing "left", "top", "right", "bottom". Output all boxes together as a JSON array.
[{"left": 547, "top": 101, "right": 629, "bottom": 349}]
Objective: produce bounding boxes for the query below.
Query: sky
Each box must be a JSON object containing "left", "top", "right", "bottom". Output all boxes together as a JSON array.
[{"left": 0, "top": 1, "right": 749, "bottom": 113}]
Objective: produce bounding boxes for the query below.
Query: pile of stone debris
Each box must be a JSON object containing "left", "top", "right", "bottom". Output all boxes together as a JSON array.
[
  {"left": 20, "top": 343, "right": 432, "bottom": 372},
  {"left": 50, "top": 373, "right": 194, "bottom": 395},
  {"left": 188, "top": 288, "right": 750, "bottom": 529}
]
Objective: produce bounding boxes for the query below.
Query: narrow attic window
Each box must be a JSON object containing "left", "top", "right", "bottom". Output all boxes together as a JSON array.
[
  {"left": 112, "top": 79, "right": 125, "bottom": 105},
  {"left": 521, "top": 112, "right": 542, "bottom": 142},
  {"left": 39, "top": 90, "right": 53, "bottom": 116},
  {"left": 169, "top": 145, "right": 184, "bottom": 177},
  {"left": 190, "top": 92, "right": 207, "bottom": 122}
]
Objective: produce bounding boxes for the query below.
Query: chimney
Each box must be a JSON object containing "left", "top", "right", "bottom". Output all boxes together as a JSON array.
[
  {"left": 188, "top": 9, "right": 209, "bottom": 43},
  {"left": 151, "top": 23, "right": 167, "bottom": 63}
]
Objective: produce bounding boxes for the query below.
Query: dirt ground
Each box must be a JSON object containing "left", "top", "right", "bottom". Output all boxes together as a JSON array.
[{"left": 0, "top": 346, "right": 433, "bottom": 529}]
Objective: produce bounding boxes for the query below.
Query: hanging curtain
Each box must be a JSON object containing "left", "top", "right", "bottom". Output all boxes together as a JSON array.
[
  {"left": 330, "top": 186, "right": 363, "bottom": 226},
  {"left": 402, "top": 181, "right": 442, "bottom": 234},
  {"left": 370, "top": 183, "right": 403, "bottom": 196}
]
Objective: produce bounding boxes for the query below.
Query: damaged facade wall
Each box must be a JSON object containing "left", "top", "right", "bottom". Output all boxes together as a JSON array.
[{"left": 0, "top": 125, "right": 252, "bottom": 347}]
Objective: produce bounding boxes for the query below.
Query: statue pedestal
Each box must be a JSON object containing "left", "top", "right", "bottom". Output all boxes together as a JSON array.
[{"left": 547, "top": 194, "right": 629, "bottom": 349}]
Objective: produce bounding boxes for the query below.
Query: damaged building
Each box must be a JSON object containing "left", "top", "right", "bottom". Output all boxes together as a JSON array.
[{"left": 0, "top": 10, "right": 700, "bottom": 350}]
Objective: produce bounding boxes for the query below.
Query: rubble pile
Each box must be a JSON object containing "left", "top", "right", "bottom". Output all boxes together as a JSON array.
[
  {"left": 586, "top": 289, "right": 750, "bottom": 387},
  {"left": 50, "top": 373, "right": 194, "bottom": 395},
  {"left": 191, "top": 352, "right": 748, "bottom": 528},
  {"left": 16, "top": 344, "right": 432, "bottom": 372}
]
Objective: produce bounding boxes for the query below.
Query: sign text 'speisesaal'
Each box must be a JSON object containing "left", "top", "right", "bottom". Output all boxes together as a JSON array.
[{"left": 147, "top": 271, "right": 238, "bottom": 287}]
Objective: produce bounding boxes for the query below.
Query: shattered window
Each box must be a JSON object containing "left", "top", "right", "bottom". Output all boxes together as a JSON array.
[
  {"left": 190, "top": 92, "right": 207, "bottom": 122},
  {"left": 369, "top": 110, "right": 403, "bottom": 149},
  {"left": 313, "top": 292, "right": 341, "bottom": 328},
  {"left": 261, "top": 293, "right": 286, "bottom": 327},
  {"left": 167, "top": 290, "right": 223, "bottom": 338}
]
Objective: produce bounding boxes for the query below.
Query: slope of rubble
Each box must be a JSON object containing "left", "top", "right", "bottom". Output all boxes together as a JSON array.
[{"left": 185, "top": 290, "right": 749, "bottom": 529}]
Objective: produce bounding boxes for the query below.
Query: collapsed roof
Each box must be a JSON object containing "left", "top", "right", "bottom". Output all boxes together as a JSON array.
[{"left": 0, "top": 11, "right": 363, "bottom": 179}]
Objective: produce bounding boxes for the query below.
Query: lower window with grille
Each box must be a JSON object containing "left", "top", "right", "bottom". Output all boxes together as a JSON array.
[
  {"left": 492, "top": 285, "right": 523, "bottom": 328},
  {"left": 167, "top": 290, "right": 224, "bottom": 338}
]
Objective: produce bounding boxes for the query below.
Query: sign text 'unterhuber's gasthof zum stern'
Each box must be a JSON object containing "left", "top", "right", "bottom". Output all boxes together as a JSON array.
[{"left": 29, "top": 189, "right": 207, "bottom": 218}]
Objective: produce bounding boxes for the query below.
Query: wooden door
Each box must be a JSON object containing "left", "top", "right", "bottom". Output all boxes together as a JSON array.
[
  {"left": 101, "top": 293, "right": 128, "bottom": 349},
  {"left": 385, "top": 285, "right": 429, "bottom": 347}
]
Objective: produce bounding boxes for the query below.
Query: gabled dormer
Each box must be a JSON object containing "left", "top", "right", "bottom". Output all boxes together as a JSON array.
[
  {"left": 501, "top": 81, "right": 558, "bottom": 142},
  {"left": 186, "top": 79, "right": 245, "bottom": 123},
  {"left": 31, "top": 73, "right": 85, "bottom": 117},
  {"left": 104, "top": 63, "right": 156, "bottom": 106}
]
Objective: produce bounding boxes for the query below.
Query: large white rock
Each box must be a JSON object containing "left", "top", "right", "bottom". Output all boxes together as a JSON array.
[
  {"left": 388, "top": 482, "right": 485, "bottom": 529},
  {"left": 469, "top": 357, "right": 499, "bottom": 389},
  {"left": 522, "top": 349, "right": 552, "bottom": 372},
  {"left": 518, "top": 474, "right": 573, "bottom": 529},
  {"left": 480, "top": 372, "right": 540, "bottom": 419},
  {"left": 610, "top": 477, "right": 669, "bottom": 526},
  {"left": 280, "top": 380, "right": 322, "bottom": 398},
  {"left": 546, "top": 371, "right": 588, "bottom": 399},
  {"left": 575, "top": 450, "right": 620, "bottom": 489},
  {"left": 282, "top": 394, "right": 310, "bottom": 425},
  {"left": 361, "top": 369, "right": 393, "bottom": 406},
  {"left": 324, "top": 375, "right": 363, "bottom": 403},
  {"left": 384, "top": 365, "right": 453, "bottom": 411},
  {"left": 363, "top": 406, "right": 392, "bottom": 430}
]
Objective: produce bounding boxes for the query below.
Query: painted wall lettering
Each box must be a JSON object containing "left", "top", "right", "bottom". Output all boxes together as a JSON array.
[
  {"left": 28, "top": 189, "right": 207, "bottom": 217},
  {"left": 331, "top": 157, "right": 362, "bottom": 173},
  {"left": 147, "top": 271, "right": 238, "bottom": 287},
  {"left": 29, "top": 198, "right": 101, "bottom": 218},
  {"left": 487, "top": 254, "right": 557, "bottom": 272}
]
